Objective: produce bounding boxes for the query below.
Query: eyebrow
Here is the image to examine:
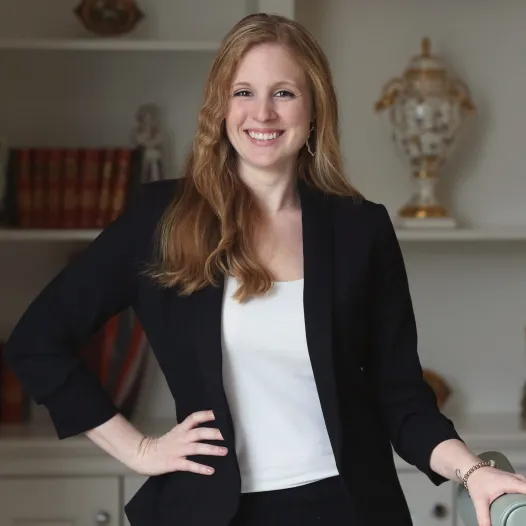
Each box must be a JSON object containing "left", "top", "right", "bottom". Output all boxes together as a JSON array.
[{"left": 232, "top": 81, "right": 300, "bottom": 89}]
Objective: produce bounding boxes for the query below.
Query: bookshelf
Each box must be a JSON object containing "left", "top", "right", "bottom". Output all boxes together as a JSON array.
[
  {"left": 0, "top": 228, "right": 101, "bottom": 242},
  {"left": 0, "top": 38, "right": 221, "bottom": 52},
  {"left": 1, "top": 225, "right": 526, "bottom": 243}
]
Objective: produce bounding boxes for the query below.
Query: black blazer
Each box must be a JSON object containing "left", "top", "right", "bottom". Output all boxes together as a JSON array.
[{"left": 4, "top": 178, "right": 461, "bottom": 526}]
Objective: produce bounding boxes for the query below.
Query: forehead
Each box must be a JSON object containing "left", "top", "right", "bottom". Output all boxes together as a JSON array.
[{"left": 232, "top": 43, "right": 306, "bottom": 84}]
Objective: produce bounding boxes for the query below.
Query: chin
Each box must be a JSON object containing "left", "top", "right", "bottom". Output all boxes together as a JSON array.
[{"left": 242, "top": 152, "right": 298, "bottom": 171}]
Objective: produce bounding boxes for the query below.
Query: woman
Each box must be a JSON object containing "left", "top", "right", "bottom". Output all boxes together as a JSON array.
[{"left": 4, "top": 12, "right": 526, "bottom": 526}]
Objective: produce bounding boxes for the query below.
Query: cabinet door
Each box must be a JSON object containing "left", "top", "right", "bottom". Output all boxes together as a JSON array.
[
  {"left": 398, "top": 472, "right": 454, "bottom": 526},
  {"left": 0, "top": 477, "right": 120, "bottom": 526},
  {"left": 123, "top": 475, "right": 148, "bottom": 526}
]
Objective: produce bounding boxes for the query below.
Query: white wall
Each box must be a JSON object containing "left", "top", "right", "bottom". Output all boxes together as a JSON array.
[{"left": 296, "top": 0, "right": 526, "bottom": 417}]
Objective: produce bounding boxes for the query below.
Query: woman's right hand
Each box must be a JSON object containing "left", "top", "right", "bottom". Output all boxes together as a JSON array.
[{"left": 132, "top": 410, "right": 228, "bottom": 476}]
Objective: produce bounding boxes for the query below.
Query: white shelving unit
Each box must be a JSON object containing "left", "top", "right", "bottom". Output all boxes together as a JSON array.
[
  {"left": 0, "top": 0, "right": 524, "bottom": 422},
  {"left": 0, "top": 228, "right": 101, "bottom": 242},
  {"left": 395, "top": 226, "right": 526, "bottom": 242},
  {"left": 0, "top": 38, "right": 222, "bottom": 52},
  {"left": 0, "top": 0, "right": 294, "bottom": 405},
  {"left": 2, "top": 226, "right": 526, "bottom": 243}
]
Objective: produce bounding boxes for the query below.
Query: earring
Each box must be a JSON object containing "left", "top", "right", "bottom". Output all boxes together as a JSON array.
[{"left": 306, "top": 124, "right": 316, "bottom": 157}]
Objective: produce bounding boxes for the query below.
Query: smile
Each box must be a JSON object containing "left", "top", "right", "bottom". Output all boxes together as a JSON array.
[{"left": 245, "top": 130, "right": 285, "bottom": 144}]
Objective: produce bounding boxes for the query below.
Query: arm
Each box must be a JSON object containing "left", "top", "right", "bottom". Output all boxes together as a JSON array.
[
  {"left": 363, "top": 204, "right": 462, "bottom": 485},
  {"left": 3, "top": 183, "right": 160, "bottom": 440},
  {"left": 429, "top": 438, "right": 481, "bottom": 482},
  {"left": 85, "top": 413, "right": 147, "bottom": 470}
]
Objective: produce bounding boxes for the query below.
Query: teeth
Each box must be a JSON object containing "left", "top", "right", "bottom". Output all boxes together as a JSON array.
[{"left": 247, "top": 131, "right": 282, "bottom": 140}]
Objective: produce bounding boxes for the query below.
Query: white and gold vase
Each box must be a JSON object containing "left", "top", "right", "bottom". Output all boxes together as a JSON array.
[{"left": 375, "top": 37, "right": 476, "bottom": 228}]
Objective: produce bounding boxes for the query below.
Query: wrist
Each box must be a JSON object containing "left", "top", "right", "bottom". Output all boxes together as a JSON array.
[
  {"left": 129, "top": 435, "right": 158, "bottom": 473},
  {"left": 456, "top": 459, "right": 497, "bottom": 491},
  {"left": 85, "top": 413, "right": 148, "bottom": 471},
  {"left": 455, "top": 456, "right": 483, "bottom": 481}
]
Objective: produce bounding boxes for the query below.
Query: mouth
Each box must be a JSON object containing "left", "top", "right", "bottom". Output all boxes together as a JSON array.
[{"left": 244, "top": 129, "right": 285, "bottom": 145}]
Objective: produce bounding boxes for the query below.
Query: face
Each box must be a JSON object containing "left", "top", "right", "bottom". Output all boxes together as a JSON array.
[{"left": 225, "top": 43, "right": 313, "bottom": 174}]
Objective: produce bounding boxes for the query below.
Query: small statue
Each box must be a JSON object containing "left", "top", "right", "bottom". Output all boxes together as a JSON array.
[{"left": 132, "top": 103, "right": 164, "bottom": 183}]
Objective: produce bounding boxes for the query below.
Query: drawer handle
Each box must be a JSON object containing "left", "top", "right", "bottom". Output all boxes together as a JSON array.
[
  {"left": 431, "top": 503, "right": 449, "bottom": 519},
  {"left": 95, "top": 510, "right": 111, "bottom": 524}
]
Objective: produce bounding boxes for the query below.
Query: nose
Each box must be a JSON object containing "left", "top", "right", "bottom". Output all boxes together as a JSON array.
[{"left": 254, "top": 96, "right": 276, "bottom": 122}]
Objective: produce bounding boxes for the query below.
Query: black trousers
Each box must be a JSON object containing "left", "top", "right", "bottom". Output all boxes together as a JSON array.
[{"left": 229, "top": 475, "right": 357, "bottom": 525}]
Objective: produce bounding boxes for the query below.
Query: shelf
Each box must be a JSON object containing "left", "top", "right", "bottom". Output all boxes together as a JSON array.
[
  {"left": 395, "top": 226, "right": 526, "bottom": 242},
  {"left": 1, "top": 226, "right": 526, "bottom": 243},
  {"left": 0, "top": 38, "right": 221, "bottom": 52},
  {"left": 0, "top": 229, "right": 101, "bottom": 242}
]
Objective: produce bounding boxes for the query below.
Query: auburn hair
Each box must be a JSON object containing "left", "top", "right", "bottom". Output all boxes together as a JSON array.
[{"left": 147, "top": 13, "right": 360, "bottom": 302}]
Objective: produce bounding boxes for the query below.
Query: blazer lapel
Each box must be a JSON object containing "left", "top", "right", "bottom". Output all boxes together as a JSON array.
[
  {"left": 187, "top": 280, "right": 233, "bottom": 432},
  {"left": 298, "top": 180, "right": 343, "bottom": 467}
]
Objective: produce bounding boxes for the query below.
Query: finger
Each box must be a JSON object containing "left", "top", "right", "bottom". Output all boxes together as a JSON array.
[
  {"left": 177, "top": 410, "right": 216, "bottom": 432},
  {"left": 184, "top": 426, "right": 224, "bottom": 443},
  {"left": 174, "top": 458, "right": 215, "bottom": 475},
  {"left": 472, "top": 499, "right": 491, "bottom": 526},
  {"left": 510, "top": 479, "right": 526, "bottom": 493},
  {"left": 179, "top": 442, "right": 228, "bottom": 457}
]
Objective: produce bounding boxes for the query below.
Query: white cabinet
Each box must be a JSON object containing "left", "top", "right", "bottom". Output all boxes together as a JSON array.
[
  {"left": 398, "top": 472, "right": 454, "bottom": 526},
  {"left": 0, "top": 477, "right": 120, "bottom": 526}
]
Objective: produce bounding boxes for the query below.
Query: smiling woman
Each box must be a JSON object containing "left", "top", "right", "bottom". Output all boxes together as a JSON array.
[{"left": 4, "top": 11, "right": 514, "bottom": 526}]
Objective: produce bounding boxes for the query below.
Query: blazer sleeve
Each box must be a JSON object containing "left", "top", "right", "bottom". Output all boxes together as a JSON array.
[
  {"left": 363, "top": 203, "right": 463, "bottom": 485},
  {"left": 3, "top": 183, "right": 160, "bottom": 440}
]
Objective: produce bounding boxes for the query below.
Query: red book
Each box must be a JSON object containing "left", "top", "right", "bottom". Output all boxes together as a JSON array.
[
  {"left": 108, "top": 148, "right": 132, "bottom": 223},
  {"left": 46, "top": 149, "right": 63, "bottom": 228},
  {"left": 0, "top": 342, "right": 29, "bottom": 423},
  {"left": 32, "top": 149, "right": 47, "bottom": 228},
  {"left": 79, "top": 149, "right": 101, "bottom": 228},
  {"left": 96, "top": 149, "right": 116, "bottom": 228},
  {"left": 16, "top": 149, "right": 32, "bottom": 228},
  {"left": 62, "top": 149, "right": 80, "bottom": 228}
]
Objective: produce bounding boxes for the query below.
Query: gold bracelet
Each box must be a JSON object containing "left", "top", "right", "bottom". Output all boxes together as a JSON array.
[{"left": 456, "top": 459, "right": 497, "bottom": 493}]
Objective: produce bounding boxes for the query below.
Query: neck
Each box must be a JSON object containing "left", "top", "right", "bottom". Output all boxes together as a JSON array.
[{"left": 238, "top": 161, "right": 300, "bottom": 216}]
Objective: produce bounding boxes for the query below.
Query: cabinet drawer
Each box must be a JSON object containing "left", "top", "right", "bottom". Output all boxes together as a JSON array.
[{"left": 0, "top": 476, "right": 120, "bottom": 526}]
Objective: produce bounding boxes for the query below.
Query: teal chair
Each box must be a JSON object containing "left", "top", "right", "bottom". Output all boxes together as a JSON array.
[{"left": 456, "top": 451, "right": 526, "bottom": 526}]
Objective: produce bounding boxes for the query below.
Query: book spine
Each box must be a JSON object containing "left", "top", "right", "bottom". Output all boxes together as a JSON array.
[
  {"left": 108, "top": 148, "right": 132, "bottom": 222},
  {"left": 16, "top": 149, "right": 32, "bottom": 228},
  {"left": 62, "top": 149, "right": 80, "bottom": 228}
]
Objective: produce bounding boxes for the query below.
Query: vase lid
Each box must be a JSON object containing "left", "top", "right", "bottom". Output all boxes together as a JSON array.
[{"left": 406, "top": 37, "right": 445, "bottom": 73}]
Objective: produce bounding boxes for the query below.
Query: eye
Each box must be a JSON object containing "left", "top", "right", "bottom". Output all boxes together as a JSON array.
[
  {"left": 233, "top": 90, "right": 252, "bottom": 97},
  {"left": 275, "top": 90, "right": 295, "bottom": 98}
]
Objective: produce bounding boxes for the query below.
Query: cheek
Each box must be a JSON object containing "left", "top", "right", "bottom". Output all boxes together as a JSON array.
[
  {"left": 225, "top": 102, "right": 245, "bottom": 131},
  {"left": 283, "top": 102, "right": 311, "bottom": 130}
]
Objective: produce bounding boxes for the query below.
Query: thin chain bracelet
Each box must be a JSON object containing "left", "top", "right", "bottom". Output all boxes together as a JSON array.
[{"left": 456, "top": 459, "right": 498, "bottom": 493}]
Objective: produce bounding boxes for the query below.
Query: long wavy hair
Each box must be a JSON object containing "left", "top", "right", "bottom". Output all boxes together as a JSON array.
[{"left": 148, "top": 13, "right": 360, "bottom": 302}]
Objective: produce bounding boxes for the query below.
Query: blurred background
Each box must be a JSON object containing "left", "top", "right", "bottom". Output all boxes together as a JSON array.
[{"left": 0, "top": 1, "right": 524, "bottom": 525}]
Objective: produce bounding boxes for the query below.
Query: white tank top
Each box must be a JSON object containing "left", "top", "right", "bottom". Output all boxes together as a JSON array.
[{"left": 221, "top": 276, "right": 339, "bottom": 493}]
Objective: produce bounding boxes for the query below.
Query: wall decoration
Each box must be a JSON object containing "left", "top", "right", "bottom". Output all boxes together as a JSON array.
[{"left": 74, "top": 0, "right": 144, "bottom": 37}]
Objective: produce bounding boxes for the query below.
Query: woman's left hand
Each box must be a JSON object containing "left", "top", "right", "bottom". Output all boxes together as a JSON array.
[{"left": 466, "top": 466, "right": 526, "bottom": 526}]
